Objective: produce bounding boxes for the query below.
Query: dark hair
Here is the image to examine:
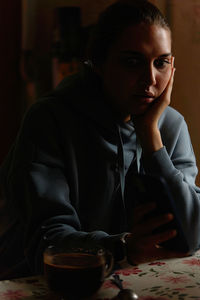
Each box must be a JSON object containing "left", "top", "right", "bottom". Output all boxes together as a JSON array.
[{"left": 87, "top": 0, "right": 170, "bottom": 66}]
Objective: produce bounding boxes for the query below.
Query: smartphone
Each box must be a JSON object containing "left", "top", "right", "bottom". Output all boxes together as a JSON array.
[{"left": 129, "top": 173, "right": 189, "bottom": 253}]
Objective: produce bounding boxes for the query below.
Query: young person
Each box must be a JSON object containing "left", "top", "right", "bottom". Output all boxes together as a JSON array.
[{"left": 0, "top": 0, "right": 200, "bottom": 279}]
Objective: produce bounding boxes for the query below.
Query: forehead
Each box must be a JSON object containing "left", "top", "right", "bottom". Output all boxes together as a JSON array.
[{"left": 109, "top": 23, "right": 171, "bottom": 58}]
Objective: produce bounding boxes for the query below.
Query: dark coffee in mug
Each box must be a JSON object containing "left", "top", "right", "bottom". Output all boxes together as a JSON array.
[{"left": 44, "top": 252, "right": 106, "bottom": 298}]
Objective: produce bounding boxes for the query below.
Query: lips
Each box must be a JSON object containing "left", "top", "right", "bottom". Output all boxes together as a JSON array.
[
  {"left": 133, "top": 93, "right": 155, "bottom": 103},
  {"left": 135, "top": 91, "right": 155, "bottom": 97}
]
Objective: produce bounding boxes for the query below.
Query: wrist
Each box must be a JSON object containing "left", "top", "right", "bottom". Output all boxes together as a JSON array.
[
  {"left": 115, "top": 233, "right": 137, "bottom": 267},
  {"left": 124, "top": 233, "right": 138, "bottom": 266},
  {"left": 141, "top": 129, "right": 163, "bottom": 156}
]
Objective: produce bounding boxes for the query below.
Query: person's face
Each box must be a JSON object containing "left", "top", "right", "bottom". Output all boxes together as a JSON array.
[{"left": 97, "top": 23, "right": 172, "bottom": 121}]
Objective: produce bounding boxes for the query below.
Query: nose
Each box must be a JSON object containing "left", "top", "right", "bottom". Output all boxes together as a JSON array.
[{"left": 140, "top": 63, "right": 156, "bottom": 88}]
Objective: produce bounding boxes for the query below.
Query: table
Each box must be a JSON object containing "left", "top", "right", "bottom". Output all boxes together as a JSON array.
[{"left": 1, "top": 250, "right": 200, "bottom": 300}]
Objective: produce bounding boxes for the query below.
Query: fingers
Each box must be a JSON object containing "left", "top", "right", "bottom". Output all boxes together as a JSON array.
[
  {"left": 155, "top": 56, "right": 175, "bottom": 109},
  {"left": 167, "top": 56, "right": 176, "bottom": 90},
  {"left": 147, "top": 213, "right": 174, "bottom": 233},
  {"left": 148, "top": 244, "right": 190, "bottom": 262},
  {"left": 148, "top": 227, "right": 177, "bottom": 245},
  {"left": 132, "top": 212, "right": 174, "bottom": 237},
  {"left": 127, "top": 229, "right": 178, "bottom": 264},
  {"left": 164, "top": 56, "right": 175, "bottom": 96},
  {"left": 126, "top": 224, "right": 190, "bottom": 265},
  {"left": 130, "top": 227, "right": 176, "bottom": 250},
  {"left": 132, "top": 202, "right": 156, "bottom": 224},
  {"left": 171, "top": 56, "right": 175, "bottom": 68},
  {"left": 127, "top": 231, "right": 177, "bottom": 265}
]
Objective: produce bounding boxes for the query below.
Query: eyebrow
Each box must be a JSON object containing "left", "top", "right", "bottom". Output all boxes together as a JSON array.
[
  {"left": 120, "top": 51, "right": 172, "bottom": 58},
  {"left": 159, "top": 53, "right": 172, "bottom": 58}
]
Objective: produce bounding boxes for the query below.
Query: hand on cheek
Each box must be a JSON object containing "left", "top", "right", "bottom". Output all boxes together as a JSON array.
[
  {"left": 155, "top": 56, "right": 175, "bottom": 117},
  {"left": 133, "top": 57, "right": 175, "bottom": 156}
]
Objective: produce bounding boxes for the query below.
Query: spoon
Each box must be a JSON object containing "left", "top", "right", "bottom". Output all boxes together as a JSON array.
[{"left": 112, "top": 274, "right": 139, "bottom": 300}]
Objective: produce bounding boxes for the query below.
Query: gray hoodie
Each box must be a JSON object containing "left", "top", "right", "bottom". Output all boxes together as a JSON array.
[{"left": 0, "top": 67, "right": 200, "bottom": 279}]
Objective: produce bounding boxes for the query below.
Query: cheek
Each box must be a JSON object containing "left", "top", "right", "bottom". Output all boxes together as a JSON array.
[{"left": 157, "top": 70, "right": 171, "bottom": 94}]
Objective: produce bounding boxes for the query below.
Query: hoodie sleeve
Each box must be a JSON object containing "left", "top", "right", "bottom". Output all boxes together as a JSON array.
[
  {"left": 143, "top": 108, "right": 200, "bottom": 253},
  {"left": 2, "top": 100, "right": 125, "bottom": 274}
]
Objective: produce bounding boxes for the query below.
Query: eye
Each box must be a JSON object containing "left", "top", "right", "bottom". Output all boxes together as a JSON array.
[{"left": 154, "top": 58, "right": 171, "bottom": 69}]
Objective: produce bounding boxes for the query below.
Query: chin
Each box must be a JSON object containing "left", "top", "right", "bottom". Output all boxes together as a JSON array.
[{"left": 130, "top": 105, "right": 149, "bottom": 116}]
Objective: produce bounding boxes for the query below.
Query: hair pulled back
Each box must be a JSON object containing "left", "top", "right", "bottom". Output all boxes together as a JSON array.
[{"left": 87, "top": 0, "right": 170, "bottom": 66}]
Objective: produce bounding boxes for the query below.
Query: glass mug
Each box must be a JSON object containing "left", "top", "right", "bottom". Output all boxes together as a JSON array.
[{"left": 43, "top": 245, "right": 114, "bottom": 299}]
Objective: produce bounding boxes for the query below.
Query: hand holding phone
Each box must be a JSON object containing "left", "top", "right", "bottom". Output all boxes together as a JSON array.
[{"left": 128, "top": 174, "right": 189, "bottom": 253}]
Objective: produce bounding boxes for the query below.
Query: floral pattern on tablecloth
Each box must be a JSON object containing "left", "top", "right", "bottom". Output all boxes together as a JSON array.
[
  {"left": 1, "top": 251, "right": 200, "bottom": 300},
  {"left": 0, "top": 289, "right": 30, "bottom": 300},
  {"left": 96, "top": 250, "right": 200, "bottom": 300},
  {"left": 0, "top": 277, "right": 49, "bottom": 300}
]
